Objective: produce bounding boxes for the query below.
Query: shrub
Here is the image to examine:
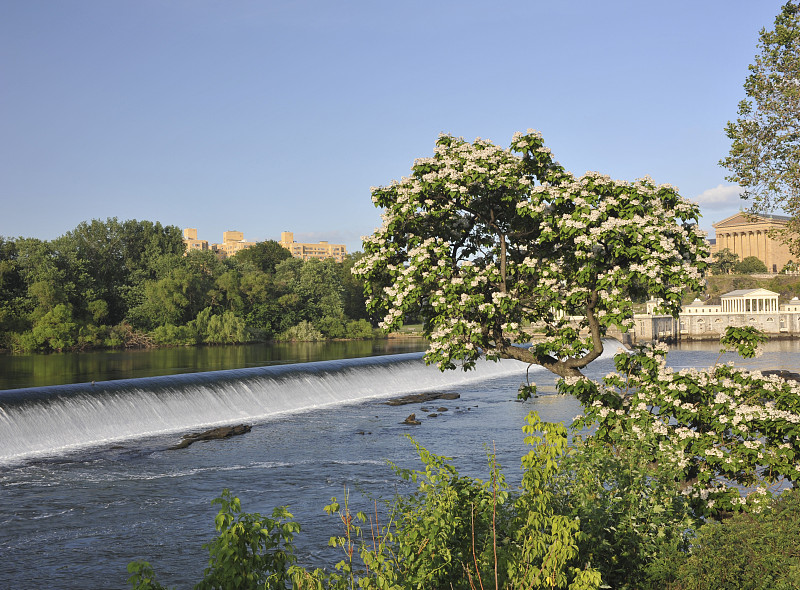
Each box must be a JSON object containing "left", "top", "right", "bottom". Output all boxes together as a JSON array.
[
  {"left": 734, "top": 256, "right": 769, "bottom": 274},
  {"left": 149, "top": 323, "right": 198, "bottom": 346},
  {"left": 345, "top": 319, "right": 375, "bottom": 339},
  {"left": 650, "top": 488, "right": 800, "bottom": 590},
  {"left": 554, "top": 431, "right": 697, "bottom": 589},
  {"left": 30, "top": 303, "right": 78, "bottom": 351},
  {"left": 191, "top": 307, "right": 249, "bottom": 344},
  {"left": 277, "top": 321, "right": 324, "bottom": 342},
  {"left": 315, "top": 315, "right": 347, "bottom": 339}
]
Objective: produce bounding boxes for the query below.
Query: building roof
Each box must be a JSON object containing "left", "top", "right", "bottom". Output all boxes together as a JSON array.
[
  {"left": 685, "top": 298, "right": 707, "bottom": 307},
  {"left": 712, "top": 211, "right": 792, "bottom": 228},
  {"left": 721, "top": 288, "right": 779, "bottom": 298}
]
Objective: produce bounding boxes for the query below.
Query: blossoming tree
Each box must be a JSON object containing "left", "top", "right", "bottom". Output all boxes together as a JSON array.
[
  {"left": 354, "top": 130, "right": 709, "bottom": 377},
  {"left": 355, "top": 130, "right": 800, "bottom": 517},
  {"left": 566, "top": 328, "right": 800, "bottom": 517}
]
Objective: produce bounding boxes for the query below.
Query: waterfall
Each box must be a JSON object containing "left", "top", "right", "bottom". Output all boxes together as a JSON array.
[{"left": 0, "top": 353, "right": 529, "bottom": 464}]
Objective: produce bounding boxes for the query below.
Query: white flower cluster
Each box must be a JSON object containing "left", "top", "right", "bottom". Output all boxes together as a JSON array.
[{"left": 568, "top": 340, "right": 800, "bottom": 515}]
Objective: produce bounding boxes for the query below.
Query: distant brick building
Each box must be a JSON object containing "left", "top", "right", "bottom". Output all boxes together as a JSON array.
[
  {"left": 182, "top": 229, "right": 255, "bottom": 259},
  {"left": 213, "top": 231, "right": 256, "bottom": 258},
  {"left": 183, "top": 228, "right": 209, "bottom": 252},
  {"left": 279, "top": 231, "right": 347, "bottom": 262}
]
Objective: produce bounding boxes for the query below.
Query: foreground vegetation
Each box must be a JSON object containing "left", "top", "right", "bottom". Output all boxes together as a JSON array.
[
  {"left": 0, "top": 219, "right": 375, "bottom": 353},
  {"left": 131, "top": 475, "right": 800, "bottom": 590}
]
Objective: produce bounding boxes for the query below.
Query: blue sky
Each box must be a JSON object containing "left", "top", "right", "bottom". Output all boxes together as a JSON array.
[{"left": 0, "top": 1, "right": 787, "bottom": 253}]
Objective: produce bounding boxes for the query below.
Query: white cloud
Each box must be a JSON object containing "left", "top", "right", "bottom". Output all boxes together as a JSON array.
[{"left": 692, "top": 184, "right": 743, "bottom": 208}]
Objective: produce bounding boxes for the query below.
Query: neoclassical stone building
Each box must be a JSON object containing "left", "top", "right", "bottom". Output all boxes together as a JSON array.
[
  {"left": 712, "top": 212, "right": 793, "bottom": 273},
  {"left": 632, "top": 289, "right": 800, "bottom": 342}
]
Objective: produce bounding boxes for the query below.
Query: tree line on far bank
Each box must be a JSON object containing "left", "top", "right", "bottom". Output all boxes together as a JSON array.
[
  {"left": 0, "top": 218, "right": 376, "bottom": 354},
  {"left": 710, "top": 247, "right": 799, "bottom": 275}
]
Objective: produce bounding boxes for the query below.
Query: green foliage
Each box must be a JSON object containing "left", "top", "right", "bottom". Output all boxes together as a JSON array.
[
  {"left": 278, "top": 320, "right": 324, "bottom": 342},
  {"left": 56, "top": 218, "right": 185, "bottom": 324},
  {"left": 383, "top": 437, "right": 510, "bottom": 588},
  {"left": 315, "top": 314, "right": 348, "bottom": 339},
  {"left": 29, "top": 303, "right": 78, "bottom": 352},
  {"left": 650, "top": 488, "right": 800, "bottom": 590},
  {"left": 734, "top": 255, "right": 769, "bottom": 274},
  {"left": 192, "top": 307, "right": 248, "bottom": 344},
  {"left": 344, "top": 319, "right": 375, "bottom": 339},
  {"left": 196, "top": 490, "right": 300, "bottom": 590},
  {"left": 338, "top": 253, "right": 371, "bottom": 322},
  {"left": 233, "top": 240, "right": 292, "bottom": 274},
  {"left": 710, "top": 247, "right": 739, "bottom": 275},
  {"left": 150, "top": 323, "right": 198, "bottom": 346},
  {"left": 509, "top": 412, "right": 602, "bottom": 589},
  {"left": 314, "top": 317, "right": 375, "bottom": 340},
  {"left": 0, "top": 237, "right": 25, "bottom": 341},
  {"left": 554, "top": 431, "right": 697, "bottom": 589},
  {"left": 0, "top": 219, "right": 376, "bottom": 353},
  {"left": 719, "top": 325, "right": 769, "bottom": 358},
  {"left": 209, "top": 270, "right": 245, "bottom": 315},
  {"left": 127, "top": 561, "right": 171, "bottom": 590},
  {"left": 720, "top": 2, "right": 800, "bottom": 255}
]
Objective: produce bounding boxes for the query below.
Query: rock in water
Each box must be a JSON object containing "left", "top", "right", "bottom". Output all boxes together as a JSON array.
[
  {"left": 762, "top": 370, "right": 800, "bottom": 383},
  {"left": 169, "top": 424, "right": 252, "bottom": 450},
  {"left": 402, "top": 413, "right": 421, "bottom": 426},
  {"left": 385, "top": 391, "right": 460, "bottom": 406}
]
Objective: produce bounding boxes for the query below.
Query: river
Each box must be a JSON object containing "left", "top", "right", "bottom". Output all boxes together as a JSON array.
[
  {"left": 0, "top": 338, "right": 430, "bottom": 391},
  {"left": 0, "top": 339, "right": 798, "bottom": 589}
]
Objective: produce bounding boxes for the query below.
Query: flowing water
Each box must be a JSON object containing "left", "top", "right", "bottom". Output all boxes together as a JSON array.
[{"left": 1, "top": 340, "right": 799, "bottom": 589}]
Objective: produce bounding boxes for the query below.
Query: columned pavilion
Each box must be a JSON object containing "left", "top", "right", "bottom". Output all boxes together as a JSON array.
[{"left": 720, "top": 288, "right": 779, "bottom": 313}]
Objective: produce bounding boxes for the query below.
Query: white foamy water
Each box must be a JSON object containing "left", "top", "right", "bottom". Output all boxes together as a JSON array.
[{"left": 0, "top": 353, "right": 530, "bottom": 464}]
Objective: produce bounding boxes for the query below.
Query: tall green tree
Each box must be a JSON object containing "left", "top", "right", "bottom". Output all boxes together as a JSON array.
[
  {"left": 720, "top": 2, "right": 800, "bottom": 251},
  {"left": 339, "top": 253, "right": 371, "bottom": 321},
  {"left": 128, "top": 251, "right": 220, "bottom": 330},
  {"left": 56, "top": 218, "right": 185, "bottom": 325},
  {"left": 233, "top": 240, "right": 292, "bottom": 273},
  {"left": 710, "top": 247, "right": 739, "bottom": 274},
  {"left": 0, "top": 237, "right": 25, "bottom": 339},
  {"left": 735, "top": 255, "right": 770, "bottom": 274},
  {"left": 273, "top": 257, "right": 344, "bottom": 324},
  {"left": 239, "top": 269, "right": 283, "bottom": 337},
  {"left": 14, "top": 237, "right": 73, "bottom": 320}
]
